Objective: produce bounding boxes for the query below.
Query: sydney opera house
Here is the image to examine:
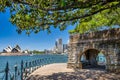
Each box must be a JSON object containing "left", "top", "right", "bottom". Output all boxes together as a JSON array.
[{"left": 3, "top": 45, "right": 21, "bottom": 53}]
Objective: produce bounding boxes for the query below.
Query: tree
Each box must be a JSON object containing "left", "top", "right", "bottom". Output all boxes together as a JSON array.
[{"left": 0, "top": 0, "right": 120, "bottom": 34}]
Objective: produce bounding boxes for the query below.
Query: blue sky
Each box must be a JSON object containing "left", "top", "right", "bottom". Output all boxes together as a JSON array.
[{"left": 0, "top": 10, "right": 75, "bottom": 51}]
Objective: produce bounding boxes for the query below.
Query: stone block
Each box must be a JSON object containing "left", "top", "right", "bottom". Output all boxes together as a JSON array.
[{"left": 67, "top": 62, "right": 82, "bottom": 69}]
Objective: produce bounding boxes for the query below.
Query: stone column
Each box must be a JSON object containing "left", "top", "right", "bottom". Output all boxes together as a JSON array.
[
  {"left": 114, "top": 48, "right": 120, "bottom": 73},
  {"left": 67, "top": 45, "right": 75, "bottom": 63},
  {"left": 107, "top": 48, "right": 115, "bottom": 72},
  {"left": 75, "top": 47, "right": 82, "bottom": 69},
  {"left": 106, "top": 47, "right": 120, "bottom": 73},
  {"left": 67, "top": 44, "right": 82, "bottom": 69},
  {"left": 105, "top": 49, "right": 111, "bottom": 71}
]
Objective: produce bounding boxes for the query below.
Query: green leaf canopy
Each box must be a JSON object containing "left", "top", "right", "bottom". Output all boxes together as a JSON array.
[{"left": 0, "top": 0, "right": 120, "bottom": 34}]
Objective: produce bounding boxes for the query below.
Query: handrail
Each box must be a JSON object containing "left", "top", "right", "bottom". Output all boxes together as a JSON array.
[{"left": 0, "top": 55, "right": 68, "bottom": 80}]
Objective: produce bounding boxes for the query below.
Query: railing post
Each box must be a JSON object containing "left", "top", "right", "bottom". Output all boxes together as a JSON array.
[
  {"left": 29, "top": 62, "right": 31, "bottom": 74},
  {"left": 24, "top": 61, "right": 28, "bottom": 78},
  {"left": 21, "top": 60, "right": 23, "bottom": 80},
  {"left": 14, "top": 65, "right": 17, "bottom": 80},
  {"left": 5, "top": 62, "right": 9, "bottom": 80},
  {"left": 35, "top": 60, "right": 37, "bottom": 70},
  {"left": 41, "top": 59, "right": 43, "bottom": 66},
  {"left": 25, "top": 61, "right": 28, "bottom": 68},
  {"left": 39, "top": 59, "right": 41, "bottom": 68},
  {"left": 32, "top": 61, "right": 34, "bottom": 72},
  {"left": 37, "top": 59, "right": 39, "bottom": 67},
  {"left": 37, "top": 59, "right": 39, "bottom": 68}
]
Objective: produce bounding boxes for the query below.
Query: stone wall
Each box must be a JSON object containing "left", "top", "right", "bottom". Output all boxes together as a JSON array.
[{"left": 67, "top": 28, "right": 120, "bottom": 73}]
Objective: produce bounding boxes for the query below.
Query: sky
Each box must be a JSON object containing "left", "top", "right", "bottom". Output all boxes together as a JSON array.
[{"left": 0, "top": 9, "right": 75, "bottom": 51}]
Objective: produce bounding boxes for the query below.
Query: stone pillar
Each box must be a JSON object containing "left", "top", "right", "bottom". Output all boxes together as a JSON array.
[
  {"left": 107, "top": 48, "right": 115, "bottom": 72},
  {"left": 114, "top": 48, "right": 120, "bottom": 73},
  {"left": 67, "top": 44, "right": 82, "bottom": 69},
  {"left": 106, "top": 47, "right": 120, "bottom": 73},
  {"left": 105, "top": 48, "right": 112, "bottom": 71}
]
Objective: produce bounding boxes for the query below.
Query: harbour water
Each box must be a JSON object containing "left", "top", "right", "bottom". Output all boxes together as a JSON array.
[{"left": 0, "top": 54, "right": 68, "bottom": 79}]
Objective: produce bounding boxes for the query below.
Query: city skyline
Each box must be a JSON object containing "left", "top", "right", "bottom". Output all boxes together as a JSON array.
[{"left": 0, "top": 9, "right": 75, "bottom": 51}]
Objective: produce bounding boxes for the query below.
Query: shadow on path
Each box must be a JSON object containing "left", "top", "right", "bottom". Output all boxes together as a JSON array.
[{"left": 27, "top": 69, "right": 120, "bottom": 80}]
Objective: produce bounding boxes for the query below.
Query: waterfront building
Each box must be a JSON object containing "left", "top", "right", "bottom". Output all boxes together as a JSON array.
[
  {"left": 55, "top": 41, "right": 58, "bottom": 48},
  {"left": 52, "top": 38, "right": 68, "bottom": 54},
  {"left": 23, "top": 50, "right": 29, "bottom": 54},
  {"left": 55, "top": 38, "right": 63, "bottom": 53},
  {"left": 11, "top": 45, "right": 21, "bottom": 53},
  {"left": 44, "top": 49, "right": 49, "bottom": 54},
  {"left": 63, "top": 44, "right": 68, "bottom": 53},
  {"left": 3, "top": 45, "right": 12, "bottom": 53},
  {"left": 3, "top": 45, "right": 21, "bottom": 53},
  {"left": 15, "top": 45, "right": 21, "bottom": 51},
  {"left": 49, "top": 38, "right": 68, "bottom": 54}
]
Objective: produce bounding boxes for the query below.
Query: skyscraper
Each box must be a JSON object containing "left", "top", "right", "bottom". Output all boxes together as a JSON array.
[
  {"left": 63, "top": 44, "right": 68, "bottom": 53},
  {"left": 55, "top": 41, "right": 58, "bottom": 48},
  {"left": 54, "top": 38, "right": 63, "bottom": 53}
]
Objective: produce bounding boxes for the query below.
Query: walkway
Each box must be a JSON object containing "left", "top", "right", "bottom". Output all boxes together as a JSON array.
[{"left": 27, "top": 63, "right": 120, "bottom": 80}]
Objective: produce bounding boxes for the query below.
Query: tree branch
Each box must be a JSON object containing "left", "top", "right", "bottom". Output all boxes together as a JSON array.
[
  {"left": 12, "top": 0, "right": 117, "bottom": 11},
  {"left": 38, "top": 2, "right": 120, "bottom": 26}
]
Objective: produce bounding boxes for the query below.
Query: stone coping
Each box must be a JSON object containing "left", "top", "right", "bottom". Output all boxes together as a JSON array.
[{"left": 0, "top": 53, "right": 29, "bottom": 56}]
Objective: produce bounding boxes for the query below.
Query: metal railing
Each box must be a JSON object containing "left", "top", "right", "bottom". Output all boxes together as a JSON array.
[{"left": 0, "top": 55, "right": 68, "bottom": 80}]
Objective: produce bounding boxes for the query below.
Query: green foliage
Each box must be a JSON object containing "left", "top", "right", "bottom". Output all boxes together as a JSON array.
[
  {"left": 0, "top": 0, "right": 120, "bottom": 34},
  {"left": 71, "top": 7, "right": 120, "bottom": 33},
  {"left": 32, "top": 50, "right": 45, "bottom": 54}
]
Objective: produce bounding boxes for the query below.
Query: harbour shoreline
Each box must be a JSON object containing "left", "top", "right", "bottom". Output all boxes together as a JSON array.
[{"left": 0, "top": 52, "right": 29, "bottom": 56}]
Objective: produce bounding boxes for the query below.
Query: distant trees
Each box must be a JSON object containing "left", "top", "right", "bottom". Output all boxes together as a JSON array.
[
  {"left": 0, "top": 0, "right": 120, "bottom": 34},
  {"left": 30, "top": 50, "right": 45, "bottom": 54}
]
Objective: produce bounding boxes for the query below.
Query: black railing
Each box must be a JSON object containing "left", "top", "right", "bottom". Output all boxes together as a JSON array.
[{"left": 0, "top": 55, "right": 68, "bottom": 80}]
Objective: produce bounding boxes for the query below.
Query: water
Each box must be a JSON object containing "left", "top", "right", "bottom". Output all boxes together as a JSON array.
[{"left": 0, "top": 54, "right": 68, "bottom": 79}]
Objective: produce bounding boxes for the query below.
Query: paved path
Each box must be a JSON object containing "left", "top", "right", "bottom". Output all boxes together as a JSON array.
[
  {"left": 29, "top": 63, "right": 74, "bottom": 76},
  {"left": 27, "top": 63, "right": 120, "bottom": 80}
]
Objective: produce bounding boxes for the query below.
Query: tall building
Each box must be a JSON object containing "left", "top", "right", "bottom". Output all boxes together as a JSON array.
[
  {"left": 63, "top": 44, "right": 68, "bottom": 53},
  {"left": 55, "top": 41, "right": 58, "bottom": 48},
  {"left": 57, "top": 38, "right": 63, "bottom": 53},
  {"left": 54, "top": 38, "right": 63, "bottom": 53},
  {"left": 52, "top": 38, "right": 68, "bottom": 54}
]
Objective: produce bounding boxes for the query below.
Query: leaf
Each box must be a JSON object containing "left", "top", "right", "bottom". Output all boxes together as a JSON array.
[{"left": 60, "top": 0, "right": 66, "bottom": 7}]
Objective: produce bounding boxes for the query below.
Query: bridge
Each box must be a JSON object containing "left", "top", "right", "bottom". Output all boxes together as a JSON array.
[{"left": 67, "top": 28, "right": 120, "bottom": 72}]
